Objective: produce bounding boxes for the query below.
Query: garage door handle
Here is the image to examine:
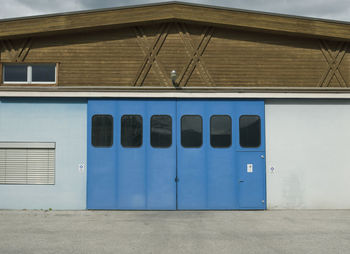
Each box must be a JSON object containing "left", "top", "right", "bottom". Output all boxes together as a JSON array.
[{"left": 239, "top": 180, "right": 244, "bottom": 183}]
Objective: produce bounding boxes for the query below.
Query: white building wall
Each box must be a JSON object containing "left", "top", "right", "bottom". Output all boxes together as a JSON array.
[
  {"left": 266, "top": 99, "right": 350, "bottom": 209},
  {"left": 0, "top": 98, "right": 87, "bottom": 210}
]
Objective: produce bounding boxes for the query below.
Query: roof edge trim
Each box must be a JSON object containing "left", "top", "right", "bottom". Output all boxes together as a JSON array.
[
  {"left": 1, "top": 2, "right": 350, "bottom": 41},
  {"left": 1, "top": 90, "right": 350, "bottom": 99},
  {"left": 0, "top": 1, "right": 349, "bottom": 26}
]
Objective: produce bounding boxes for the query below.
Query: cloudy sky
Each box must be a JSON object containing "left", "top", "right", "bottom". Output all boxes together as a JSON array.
[{"left": 0, "top": 0, "right": 349, "bottom": 22}]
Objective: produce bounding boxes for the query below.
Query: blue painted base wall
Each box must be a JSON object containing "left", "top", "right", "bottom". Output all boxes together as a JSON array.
[{"left": 0, "top": 98, "right": 87, "bottom": 210}]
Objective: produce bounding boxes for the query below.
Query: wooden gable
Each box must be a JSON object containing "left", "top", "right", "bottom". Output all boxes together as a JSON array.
[{"left": 0, "top": 2, "right": 349, "bottom": 90}]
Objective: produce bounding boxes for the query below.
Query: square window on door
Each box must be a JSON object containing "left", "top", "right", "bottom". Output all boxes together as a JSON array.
[
  {"left": 239, "top": 115, "right": 261, "bottom": 148},
  {"left": 121, "top": 115, "right": 143, "bottom": 147},
  {"left": 151, "top": 115, "right": 172, "bottom": 148},
  {"left": 210, "top": 115, "right": 232, "bottom": 148},
  {"left": 181, "top": 115, "right": 202, "bottom": 148},
  {"left": 92, "top": 115, "right": 113, "bottom": 147}
]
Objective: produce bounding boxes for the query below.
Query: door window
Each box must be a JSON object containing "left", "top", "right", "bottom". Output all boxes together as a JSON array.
[
  {"left": 121, "top": 115, "right": 143, "bottom": 147},
  {"left": 239, "top": 115, "right": 261, "bottom": 148},
  {"left": 151, "top": 115, "right": 172, "bottom": 148},
  {"left": 92, "top": 115, "right": 113, "bottom": 147},
  {"left": 181, "top": 115, "right": 202, "bottom": 148},
  {"left": 210, "top": 115, "right": 232, "bottom": 148}
]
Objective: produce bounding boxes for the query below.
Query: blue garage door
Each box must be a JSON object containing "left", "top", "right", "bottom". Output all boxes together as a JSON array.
[
  {"left": 87, "top": 99, "right": 265, "bottom": 210},
  {"left": 177, "top": 100, "right": 265, "bottom": 209},
  {"left": 87, "top": 99, "right": 176, "bottom": 210}
]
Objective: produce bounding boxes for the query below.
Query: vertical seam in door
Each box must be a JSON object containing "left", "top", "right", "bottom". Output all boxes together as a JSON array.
[
  {"left": 175, "top": 98, "right": 178, "bottom": 210},
  {"left": 115, "top": 102, "right": 119, "bottom": 209},
  {"left": 263, "top": 100, "right": 267, "bottom": 210},
  {"left": 145, "top": 101, "right": 148, "bottom": 209},
  {"left": 205, "top": 104, "right": 209, "bottom": 209},
  {"left": 86, "top": 100, "right": 90, "bottom": 209}
]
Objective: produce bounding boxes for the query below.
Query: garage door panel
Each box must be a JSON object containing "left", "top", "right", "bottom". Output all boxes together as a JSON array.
[
  {"left": 87, "top": 100, "right": 118, "bottom": 209},
  {"left": 88, "top": 99, "right": 176, "bottom": 210},
  {"left": 238, "top": 152, "right": 266, "bottom": 209}
]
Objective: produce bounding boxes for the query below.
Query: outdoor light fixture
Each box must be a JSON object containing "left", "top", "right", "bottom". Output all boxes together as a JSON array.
[{"left": 170, "top": 70, "right": 178, "bottom": 87}]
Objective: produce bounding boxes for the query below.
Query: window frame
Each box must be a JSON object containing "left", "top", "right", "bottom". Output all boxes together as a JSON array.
[
  {"left": 181, "top": 115, "right": 203, "bottom": 148},
  {"left": 239, "top": 115, "right": 261, "bottom": 148},
  {"left": 210, "top": 115, "right": 232, "bottom": 148},
  {"left": 121, "top": 114, "right": 143, "bottom": 148},
  {"left": 150, "top": 114, "right": 172, "bottom": 148},
  {"left": 91, "top": 114, "right": 114, "bottom": 148},
  {"left": 2, "top": 63, "right": 57, "bottom": 85}
]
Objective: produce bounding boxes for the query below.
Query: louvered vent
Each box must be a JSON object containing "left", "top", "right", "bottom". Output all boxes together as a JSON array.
[{"left": 0, "top": 142, "right": 55, "bottom": 185}]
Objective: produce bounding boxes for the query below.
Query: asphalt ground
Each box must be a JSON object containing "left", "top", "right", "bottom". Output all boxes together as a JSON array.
[{"left": 0, "top": 210, "right": 349, "bottom": 254}]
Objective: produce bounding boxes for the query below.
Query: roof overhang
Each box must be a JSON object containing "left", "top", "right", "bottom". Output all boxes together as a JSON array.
[
  {"left": 1, "top": 2, "right": 350, "bottom": 41},
  {"left": 1, "top": 86, "right": 350, "bottom": 99}
]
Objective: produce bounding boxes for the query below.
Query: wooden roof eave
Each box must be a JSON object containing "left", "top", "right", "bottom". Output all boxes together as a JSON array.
[
  {"left": 0, "top": 2, "right": 350, "bottom": 41},
  {"left": 2, "top": 85, "right": 350, "bottom": 93},
  {"left": 0, "top": 4, "right": 177, "bottom": 40},
  {"left": 173, "top": 5, "right": 350, "bottom": 41}
]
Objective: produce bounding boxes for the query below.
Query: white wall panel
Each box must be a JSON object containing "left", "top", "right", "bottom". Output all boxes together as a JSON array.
[
  {"left": 0, "top": 98, "right": 87, "bottom": 209},
  {"left": 266, "top": 99, "right": 350, "bottom": 209}
]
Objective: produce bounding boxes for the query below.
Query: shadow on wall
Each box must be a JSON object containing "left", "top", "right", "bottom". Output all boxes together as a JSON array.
[{"left": 282, "top": 173, "right": 305, "bottom": 209}]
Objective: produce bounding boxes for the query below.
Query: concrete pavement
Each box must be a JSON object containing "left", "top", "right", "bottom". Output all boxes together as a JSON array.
[{"left": 0, "top": 210, "right": 349, "bottom": 254}]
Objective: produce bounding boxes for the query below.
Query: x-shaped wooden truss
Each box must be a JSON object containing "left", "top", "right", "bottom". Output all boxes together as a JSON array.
[
  {"left": 133, "top": 23, "right": 214, "bottom": 87},
  {"left": 176, "top": 23, "right": 214, "bottom": 87},
  {"left": 133, "top": 24, "right": 172, "bottom": 86},
  {"left": 0, "top": 38, "right": 32, "bottom": 62},
  {"left": 318, "top": 40, "right": 348, "bottom": 87}
]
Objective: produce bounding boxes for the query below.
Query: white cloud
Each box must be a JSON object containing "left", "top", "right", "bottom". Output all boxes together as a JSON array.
[
  {"left": 0, "top": 0, "right": 39, "bottom": 19},
  {"left": 0, "top": 0, "right": 83, "bottom": 19}
]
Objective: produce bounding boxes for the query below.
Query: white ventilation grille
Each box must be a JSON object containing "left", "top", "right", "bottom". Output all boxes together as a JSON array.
[{"left": 0, "top": 142, "right": 55, "bottom": 185}]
